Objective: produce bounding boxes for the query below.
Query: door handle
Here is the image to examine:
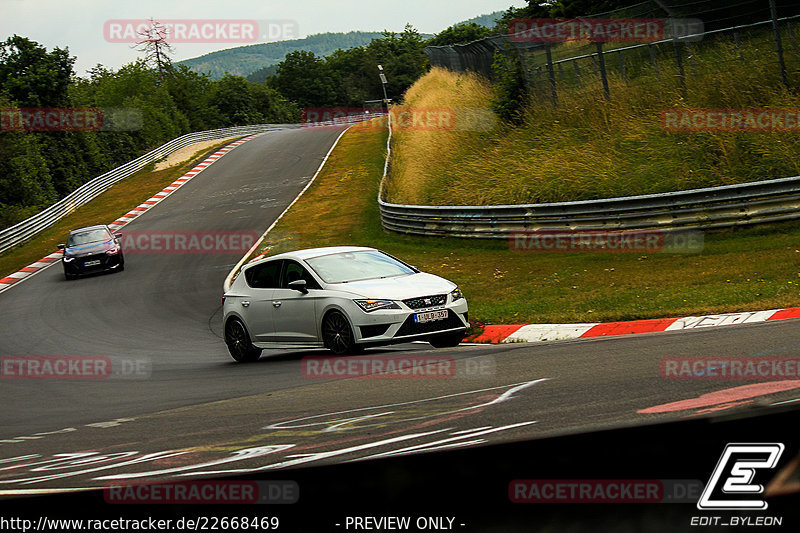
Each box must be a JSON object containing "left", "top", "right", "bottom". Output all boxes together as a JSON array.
[
  {"left": 241, "top": 301, "right": 250, "bottom": 307},
  {"left": 272, "top": 301, "right": 282, "bottom": 308}
]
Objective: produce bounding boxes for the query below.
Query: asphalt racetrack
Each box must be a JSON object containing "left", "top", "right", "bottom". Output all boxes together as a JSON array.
[{"left": 1, "top": 125, "right": 799, "bottom": 530}]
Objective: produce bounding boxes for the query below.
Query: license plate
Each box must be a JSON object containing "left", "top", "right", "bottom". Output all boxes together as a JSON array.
[
  {"left": 84, "top": 260, "right": 101, "bottom": 267},
  {"left": 414, "top": 310, "right": 448, "bottom": 323}
]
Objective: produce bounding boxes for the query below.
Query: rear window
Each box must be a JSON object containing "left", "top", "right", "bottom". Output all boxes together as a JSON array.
[{"left": 245, "top": 260, "right": 282, "bottom": 289}]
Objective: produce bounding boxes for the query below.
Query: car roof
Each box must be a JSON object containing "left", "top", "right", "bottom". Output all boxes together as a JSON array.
[
  {"left": 69, "top": 224, "right": 109, "bottom": 234},
  {"left": 249, "top": 246, "right": 376, "bottom": 266}
]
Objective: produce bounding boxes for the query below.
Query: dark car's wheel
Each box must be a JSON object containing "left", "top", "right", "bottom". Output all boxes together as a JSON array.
[
  {"left": 322, "top": 311, "right": 360, "bottom": 355},
  {"left": 225, "top": 318, "right": 262, "bottom": 362},
  {"left": 64, "top": 271, "right": 76, "bottom": 281},
  {"left": 429, "top": 331, "right": 464, "bottom": 348}
]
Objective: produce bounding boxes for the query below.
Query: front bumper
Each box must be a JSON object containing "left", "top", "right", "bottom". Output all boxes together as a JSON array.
[
  {"left": 350, "top": 298, "right": 469, "bottom": 345},
  {"left": 63, "top": 252, "right": 123, "bottom": 275}
]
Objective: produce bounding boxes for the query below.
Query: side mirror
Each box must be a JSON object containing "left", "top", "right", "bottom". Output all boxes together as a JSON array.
[
  {"left": 114, "top": 233, "right": 122, "bottom": 239},
  {"left": 287, "top": 279, "right": 308, "bottom": 293},
  {"left": 57, "top": 244, "right": 65, "bottom": 250}
]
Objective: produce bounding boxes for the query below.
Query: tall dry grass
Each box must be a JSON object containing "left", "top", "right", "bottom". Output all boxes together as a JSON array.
[{"left": 388, "top": 31, "right": 800, "bottom": 206}]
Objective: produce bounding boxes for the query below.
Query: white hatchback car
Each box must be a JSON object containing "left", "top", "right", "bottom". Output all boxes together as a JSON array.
[{"left": 223, "top": 246, "right": 468, "bottom": 362}]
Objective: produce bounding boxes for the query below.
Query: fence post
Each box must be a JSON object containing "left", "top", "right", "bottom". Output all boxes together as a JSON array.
[
  {"left": 686, "top": 43, "right": 698, "bottom": 76},
  {"left": 770, "top": 0, "right": 788, "bottom": 86},
  {"left": 673, "top": 38, "right": 686, "bottom": 95},
  {"left": 573, "top": 59, "right": 582, "bottom": 88},
  {"left": 595, "top": 41, "right": 610, "bottom": 99},
  {"left": 734, "top": 31, "right": 744, "bottom": 62},
  {"left": 649, "top": 44, "right": 660, "bottom": 78},
  {"left": 618, "top": 50, "right": 627, "bottom": 80},
  {"left": 545, "top": 44, "right": 558, "bottom": 106},
  {"left": 788, "top": 21, "right": 799, "bottom": 53}
]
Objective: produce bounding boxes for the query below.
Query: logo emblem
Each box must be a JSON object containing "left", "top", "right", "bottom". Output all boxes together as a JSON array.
[{"left": 697, "top": 443, "right": 784, "bottom": 510}]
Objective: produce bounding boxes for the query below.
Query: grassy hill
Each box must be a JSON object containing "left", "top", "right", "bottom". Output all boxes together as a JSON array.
[{"left": 176, "top": 32, "right": 386, "bottom": 79}]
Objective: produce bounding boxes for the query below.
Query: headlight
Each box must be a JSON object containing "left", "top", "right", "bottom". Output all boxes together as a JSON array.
[
  {"left": 450, "top": 287, "right": 464, "bottom": 302},
  {"left": 354, "top": 299, "right": 401, "bottom": 312},
  {"left": 106, "top": 245, "right": 119, "bottom": 255},
  {"left": 62, "top": 255, "right": 74, "bottom": 262}
]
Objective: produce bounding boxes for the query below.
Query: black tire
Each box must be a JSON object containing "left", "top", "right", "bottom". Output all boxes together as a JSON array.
[
  {"left": 429, "top": 331, "right": 464, "bottom": 348},
  {"left": 225, "top": 318, "right": 262, "bottom": 362},
  {"left": 322, "top": 311, "right": 360, "bottom": 355},
  {"left": 64, "top": 272, "right": 76, "bottom": 281}
]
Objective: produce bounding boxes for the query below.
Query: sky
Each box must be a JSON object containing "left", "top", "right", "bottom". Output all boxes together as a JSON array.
[{"left": 1, "top": 0, "right": 527, "bottom": 76}]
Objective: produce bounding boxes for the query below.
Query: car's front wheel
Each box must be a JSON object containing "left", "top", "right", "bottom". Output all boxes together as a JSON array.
[
  {"left": 429, "top": 331, "right": 464, "bottom": 348},
  {"left": 225, "top": 318, "right": 262, "bottom": 362},
  {"left": 322, "top": 310, "right": 360, "bottom": 355}
]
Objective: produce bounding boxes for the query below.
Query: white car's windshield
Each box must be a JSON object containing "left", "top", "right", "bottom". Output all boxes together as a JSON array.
[{"left": 306, "top": 250, "right": 414, "bottom": 283}]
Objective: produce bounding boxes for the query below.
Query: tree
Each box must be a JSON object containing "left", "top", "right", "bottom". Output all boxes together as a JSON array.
[
  {"left": 493, "top": 1, "right": 556, "bottom": 34},
  {"left": 0, "top": 35, "right": 74, "bottom": 106},
  {"left": 134, "top": 19, "right": 174, "bottom": 81},
  {"left": 366, "top": 25, "right": 429, "bottom": 103},
  {"left": 270, "top": 50, "right": 338, "bottom": 108},
  {"left": 428, "top": 23, "right": 493, "bottom": 46}
]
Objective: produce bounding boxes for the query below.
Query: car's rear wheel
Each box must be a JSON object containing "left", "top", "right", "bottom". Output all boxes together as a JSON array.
[
  {"left": 429, "top": 331, "right": 464, "bottom": 348},
  {"left": 322, "top": 311, "right": 360, "bottom": 355},
  {"left": 225, "top": 318, "right": 262, "bottom": 362}
]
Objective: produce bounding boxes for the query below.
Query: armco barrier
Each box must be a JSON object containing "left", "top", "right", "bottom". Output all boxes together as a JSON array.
[
  {"left": 0, "top": 124, "right": 306, "bottom": 254},
  {"left": 378, "top": 173, "right": 800, "bottom": 238}
]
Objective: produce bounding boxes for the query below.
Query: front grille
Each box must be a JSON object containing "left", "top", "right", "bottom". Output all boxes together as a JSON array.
[
  {"left": 403, "top": 294, "right": 447, "bottom": 309},
  {"left": 359, "top": 324, "right": 391, "bottom": 338},
  {"left": 396, "top": 310, "right": 465, "bottom": 337}
]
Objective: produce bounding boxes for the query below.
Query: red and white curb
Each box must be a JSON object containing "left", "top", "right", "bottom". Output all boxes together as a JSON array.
[
  {"left": 468, "top": 307, "right": 800, "bottom": 343},
  {"left": 0, "top": 135, "right": 259, "bottom": 294}
]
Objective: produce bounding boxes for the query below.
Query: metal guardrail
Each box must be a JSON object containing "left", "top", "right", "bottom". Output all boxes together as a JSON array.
[
  {"left": 378, "top": 175, "right": 800, "bottom": 238},
  {"left": 0, "top": 123, "right": 302, "bottom": 254}
]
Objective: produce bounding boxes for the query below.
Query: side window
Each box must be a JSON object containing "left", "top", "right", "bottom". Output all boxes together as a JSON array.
[
  {"left": 280, "top": 260, "right": 321, "bottom": 290},
  {"left": 244, "top": 260, "right": 282, "bottom": 289}
]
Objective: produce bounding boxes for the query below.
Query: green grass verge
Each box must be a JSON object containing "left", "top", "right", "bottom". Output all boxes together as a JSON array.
[
  {"left": 250, "top": 124, "right": 800, "bottom": 325},
  {"left": 0, "top": 139, "right": 240, "bottom": 280}
]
